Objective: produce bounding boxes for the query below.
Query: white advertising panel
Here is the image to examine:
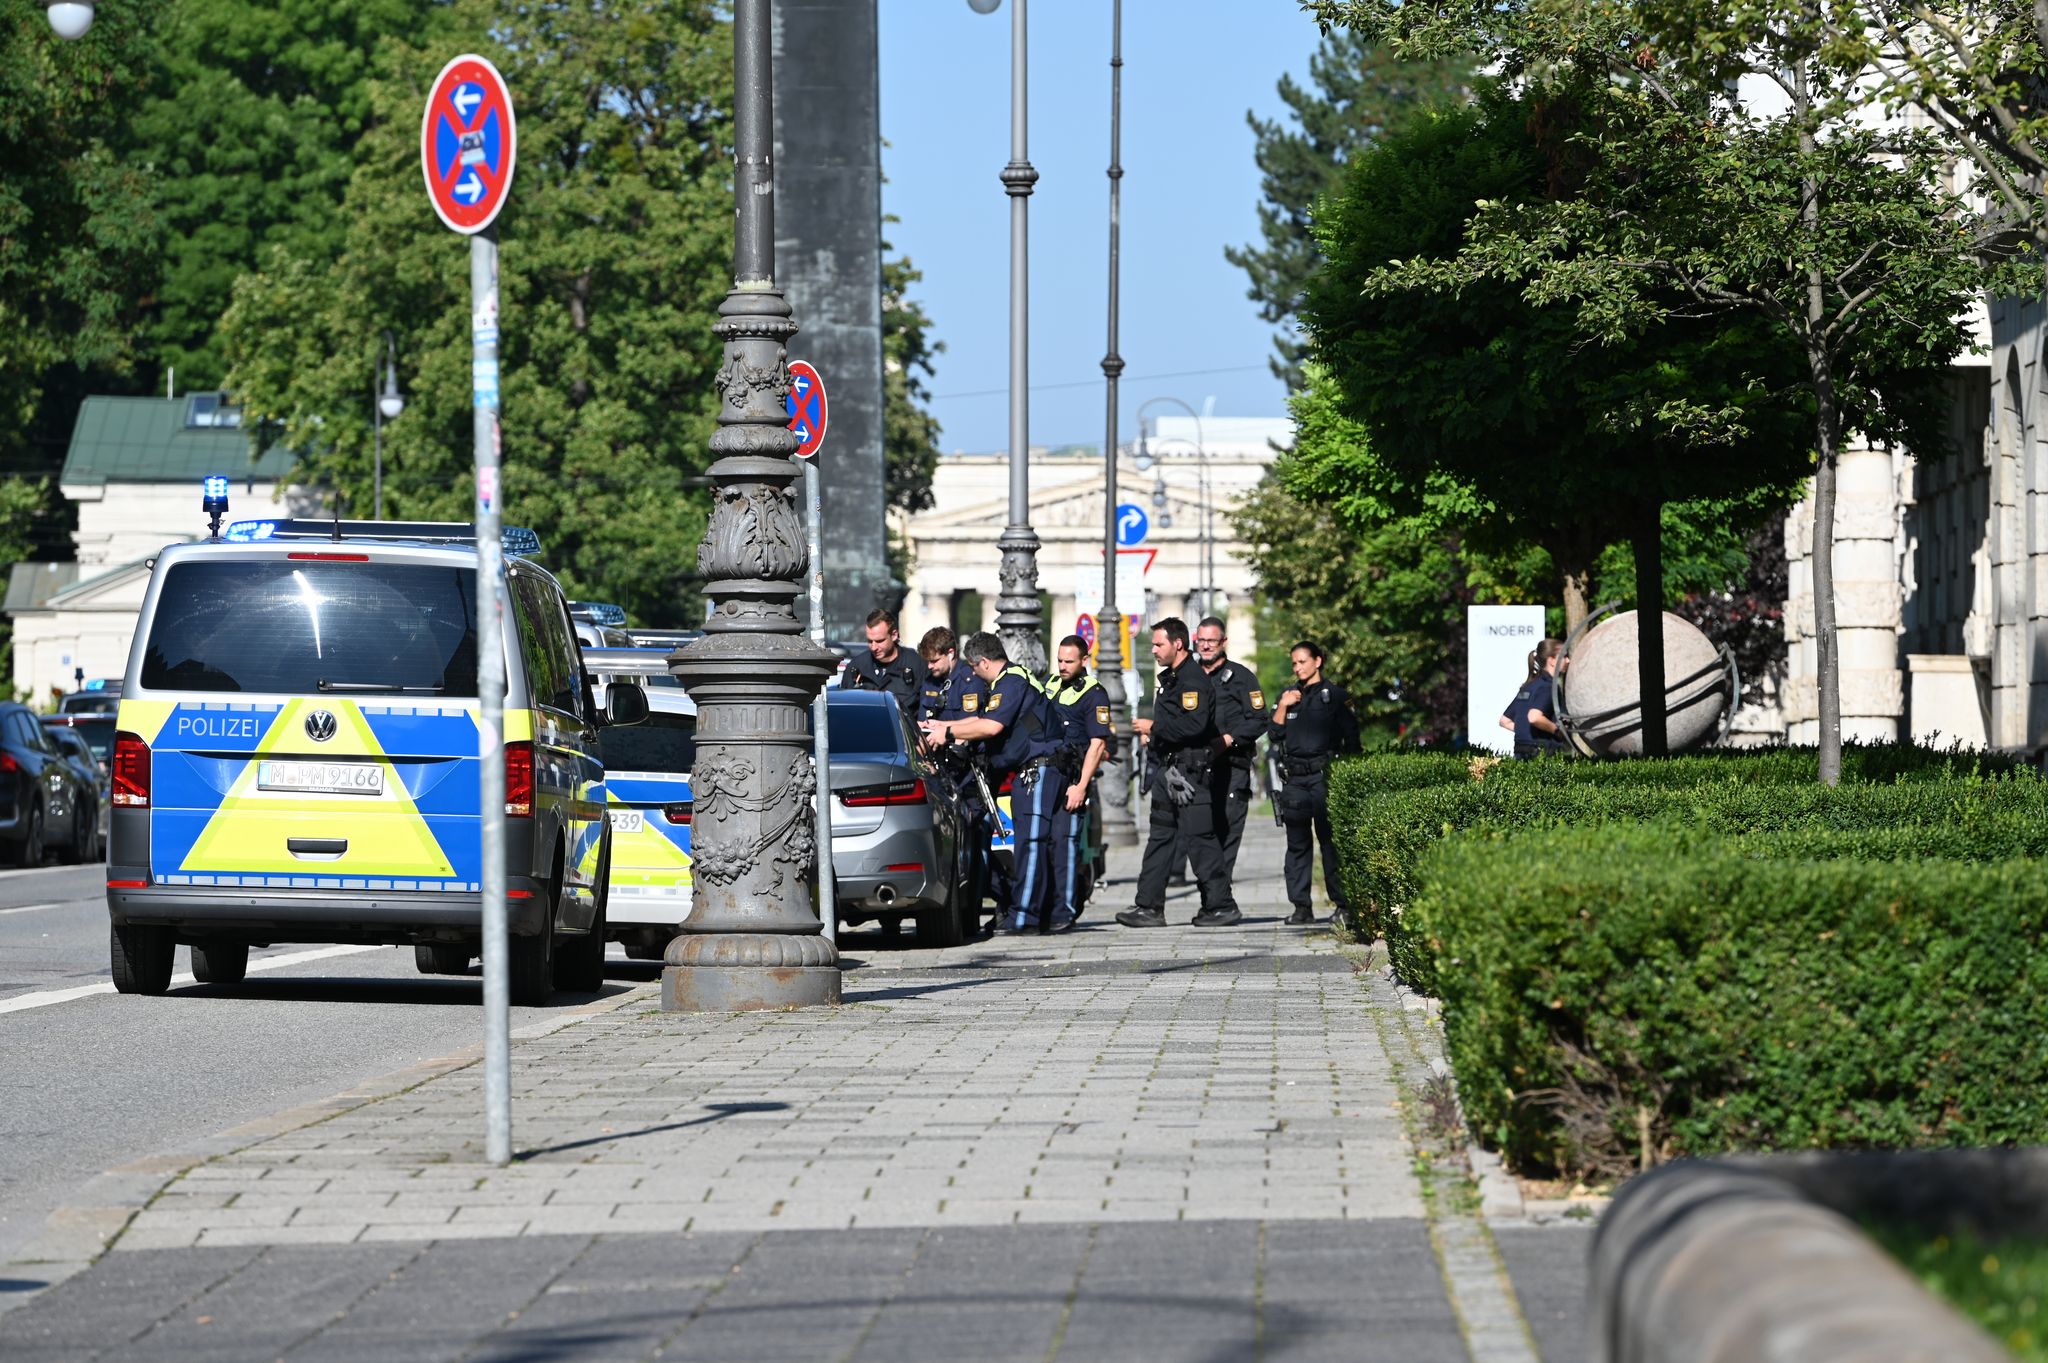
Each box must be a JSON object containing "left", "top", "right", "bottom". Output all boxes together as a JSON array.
[{"left": 1467, "top": 605, "right": 1548, "bottom": 754}]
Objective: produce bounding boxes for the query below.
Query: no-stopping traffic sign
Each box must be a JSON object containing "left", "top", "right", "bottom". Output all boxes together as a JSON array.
[
  {"left": 786, "top": 360, "right": 828, "bottom": 459},
  {"left": 422, "top": 54, "right": 517, "bottom": 235}
]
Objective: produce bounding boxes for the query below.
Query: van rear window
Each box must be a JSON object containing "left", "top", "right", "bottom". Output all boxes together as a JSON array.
[{"left": 141, "top": 560, "right": 480, "bottom": 695}]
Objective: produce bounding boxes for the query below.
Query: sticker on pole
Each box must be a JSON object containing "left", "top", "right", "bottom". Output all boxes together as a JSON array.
[
  {"left": 422, "top": 54, "right": 517, "bottom": 235},
  {"left": 786, "top": 360, "right": 828, "bottom": 459}
]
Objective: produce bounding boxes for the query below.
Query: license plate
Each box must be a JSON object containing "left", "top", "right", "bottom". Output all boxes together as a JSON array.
[
  {"left": 609, "top": 809, "right": 644, "bottom": 833},
  {"left": 257, "top": 760, "right": 385, "bottom": 796}
]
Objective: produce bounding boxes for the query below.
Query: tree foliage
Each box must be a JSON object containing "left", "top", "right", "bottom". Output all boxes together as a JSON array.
[
  {"left": 0, "top": 0, "right": 165, "bottom": 474},
  {"left": 1226, "top": 27, "right": 1468, "bottom": 386},
  {"left": 222, "top": 0, "right": 735, "bottom": 627}
]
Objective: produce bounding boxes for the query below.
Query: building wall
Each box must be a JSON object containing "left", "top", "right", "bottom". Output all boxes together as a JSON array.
[{"left": 65, "top": 479, "right": 298, "bottom": 568}]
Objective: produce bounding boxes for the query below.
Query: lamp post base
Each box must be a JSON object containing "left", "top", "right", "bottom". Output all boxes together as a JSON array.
[{"left": 661, "top": 932, "right": 841, "bottom": 1013}]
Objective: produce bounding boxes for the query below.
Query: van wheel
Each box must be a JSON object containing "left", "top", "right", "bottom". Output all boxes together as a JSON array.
[
  {"left": 554, "top": 896, "right": 606, "bottom": 993},
  {"left": 191, "top": 941, "right": 248, "bottom": 984},
  {"left": 509, "top": 910, "right": 556, "bottom": 1008},
  {"left": 414, "top": 944, "right": 471, "bottom": 975},
  {"left": 110, "top": 922, "right": 173, "bottom": 995}
]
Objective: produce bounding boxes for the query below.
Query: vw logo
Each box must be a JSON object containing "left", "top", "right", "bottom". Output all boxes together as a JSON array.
[{"left": 304, "top": 710, "right": 338, "bottom": 743}]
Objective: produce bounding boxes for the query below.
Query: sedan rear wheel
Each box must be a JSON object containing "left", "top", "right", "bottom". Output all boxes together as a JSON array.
[
  {"left": 916, "top": 871, "right": 966, "bottom": 949},
  {"left": 12, "top": 805, "right": 44, "bottom": 868}
]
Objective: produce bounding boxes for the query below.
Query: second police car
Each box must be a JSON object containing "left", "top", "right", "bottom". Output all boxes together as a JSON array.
[{"left": 105, "top": 508, "right": 648, "bottom": 1007}]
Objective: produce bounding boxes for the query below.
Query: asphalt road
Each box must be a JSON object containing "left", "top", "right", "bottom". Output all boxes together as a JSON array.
[{"left": 0, "top": 861, "right": 650, "bottom": 1267}]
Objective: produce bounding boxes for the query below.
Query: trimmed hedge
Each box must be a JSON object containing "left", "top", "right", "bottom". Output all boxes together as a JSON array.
[{"left": 1417, "top": 824, "right": 2048, "bottom": 1179}]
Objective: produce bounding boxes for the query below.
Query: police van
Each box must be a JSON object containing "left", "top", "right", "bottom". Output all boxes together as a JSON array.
[
  {"left": 105, "top": 512, "right": 647, "bottom": 1006},
  {"left": 582, "top": 647, "right": 696, "bottom": 960}
]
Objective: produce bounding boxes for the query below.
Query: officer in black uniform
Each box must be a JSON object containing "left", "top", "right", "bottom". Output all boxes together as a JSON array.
[
  {"left": 1116, "top": 617, "right": 1241, "bottom": 929},
  {"left": 921, "top": 632, "right": 1067, "bottom": 933},
  {"left": 1188, "top": 616, "right": 1266, "bottom": 878},
  {"left": 918, "top": 625, "right": 999, "bottom": 925},
  {"left": 1046, "top": 633, "right": 1113, "bottom": 925},
  {"left": 843, "top": 609, "right": 925, "bottom": 717},
  {"left": 1269, "top": 639, "right": 1361, "bottom": 925}
]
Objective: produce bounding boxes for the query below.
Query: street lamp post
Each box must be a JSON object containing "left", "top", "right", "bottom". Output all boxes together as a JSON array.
[
  {"left": 1095, "top": 0, "right": 1136, "bottom": 845},
  {"left": 374, "top": 332, "right": 404, "bottom": 521},
  {"left": 663, "top": 0, "right": 840, "bottom": 1014},
  {"left": 1136, "top": 398, "right": 1209, "bottom": 617},
  {"left": 972, "top": 0, "right": 1046, "bottom": 674}
]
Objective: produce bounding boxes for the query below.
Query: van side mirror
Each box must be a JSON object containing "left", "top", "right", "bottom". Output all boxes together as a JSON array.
[{"left": 604, "top": 680, "right": 649, "bottom": 727}]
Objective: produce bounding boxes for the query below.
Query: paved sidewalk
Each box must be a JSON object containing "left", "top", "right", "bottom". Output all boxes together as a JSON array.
[{"left": 0, "top": 818, "right": 1571, "bottom": 1360}]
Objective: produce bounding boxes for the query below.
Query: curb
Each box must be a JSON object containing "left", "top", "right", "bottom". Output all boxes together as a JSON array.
[{"left": 0, "top": 979, "right": 658, "bottom": 1314}]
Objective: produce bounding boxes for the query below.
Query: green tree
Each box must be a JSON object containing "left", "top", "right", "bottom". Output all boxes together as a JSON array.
[
  {"left": 125, "top": 0, "right": 435, "bottom": 388},
  {"left": 0, "top": 0, "right": 165, "bottom": 474},
  {"left": 222, "top": 0, "right": 734, "bottom": 627},
  {"left": 1225, "top": 27, "right": 1468, "bottom": 386}
]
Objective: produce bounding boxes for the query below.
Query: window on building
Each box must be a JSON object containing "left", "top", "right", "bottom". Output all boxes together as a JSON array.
[{"left": 184, "top": 393, "right": 244, "bottom": 429}]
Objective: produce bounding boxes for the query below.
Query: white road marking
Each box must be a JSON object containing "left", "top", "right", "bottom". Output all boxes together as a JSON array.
[
  {"left": 0, "top": 900, "right": 94, "bottom": 917},
  {"left": 0, "top": 944, "right": 385, "bottom": 1016}
]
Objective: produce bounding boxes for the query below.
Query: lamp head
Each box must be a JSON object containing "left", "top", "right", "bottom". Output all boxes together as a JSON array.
[
  {"left": 45, "top": 1, "right": 95, "bottom": 39},
  {"left": 966, "top": 0, "right": 1002, "bottom": 12}
]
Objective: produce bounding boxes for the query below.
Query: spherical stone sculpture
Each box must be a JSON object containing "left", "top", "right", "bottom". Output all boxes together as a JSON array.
[{"left": 1560, "top": 610, "right": 1728, "bottom": 756}]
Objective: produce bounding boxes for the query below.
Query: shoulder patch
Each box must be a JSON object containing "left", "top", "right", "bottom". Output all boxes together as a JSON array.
[
  {"left": 1180, "top": 691, "right": 1199, "bottom": 711},
  {"left": 962, "top": 693, "right": 979, "bottom": 713},
  {"left": 1250, "top": 689, "right": 1265, "bottom": 710},
  {"left": 1096, "top": 705, "right": 1111, "bottom": 725},
  {"left": 988, "top": 690, "right": 1003, "bottom": 711}
]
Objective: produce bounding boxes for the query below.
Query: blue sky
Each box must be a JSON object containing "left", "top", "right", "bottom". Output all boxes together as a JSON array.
[{"left": 876, "top": 0, "right": 1325, "bottom": 453}]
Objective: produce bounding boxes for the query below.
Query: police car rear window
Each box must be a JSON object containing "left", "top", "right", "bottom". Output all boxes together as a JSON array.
[
  {"left": 141, "top": 561, "right": 480, "bottom": 695},
  {"left": 598, "top": 712, "right": 696, "bottom": 775}
]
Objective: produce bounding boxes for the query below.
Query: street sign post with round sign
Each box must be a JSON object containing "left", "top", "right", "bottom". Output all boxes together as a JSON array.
[
  {"left": 1076, "top": 614, "right": 1097, "bottom": 652},
  {"left": 423, "top": 51, "right": 518, "bottom": 1166},
  {"left": 422, "top": 55, "right": 518, "bottom": 235},
  {"left": 1115, "top": 502, "right": 1149, "bottom": 547},
  {"left": 786, "top": 360, "right": 828, "bottom": 459}
]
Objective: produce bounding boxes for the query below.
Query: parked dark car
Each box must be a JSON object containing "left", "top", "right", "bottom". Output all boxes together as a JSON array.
[
  {"left": 45, "top": 727, "right": 106, "bottom": 862},
  {"left": 0, "top": 702, "right": 82, "bottom": 865},
  {"left": 57, "top": 690, "right": 120, "bottom": 717},
  {"left": 42, "top": 714, "right": 115, "bottom": 775}
]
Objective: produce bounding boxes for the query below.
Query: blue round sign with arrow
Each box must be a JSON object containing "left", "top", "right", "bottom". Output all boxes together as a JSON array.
[{"left": 1115, "top": 502, "right": 1149, "bottom": 547}]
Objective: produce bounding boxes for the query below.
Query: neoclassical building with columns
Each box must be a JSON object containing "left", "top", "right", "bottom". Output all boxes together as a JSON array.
[{"left": 895, "top": 416, "right": 1290, "bottom": 664}]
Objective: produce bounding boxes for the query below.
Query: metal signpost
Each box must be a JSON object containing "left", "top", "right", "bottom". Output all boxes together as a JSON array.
[
  {"left": 423, "top": 52, "right": 518, "bottom": 1166},
  {"left": 787, "top": 360, "right": 835, "bottom": 947}
]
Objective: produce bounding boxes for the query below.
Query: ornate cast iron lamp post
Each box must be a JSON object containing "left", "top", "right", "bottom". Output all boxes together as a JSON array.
[{"left": 664, "top": 0, "right": 840, "bottom": 1013}]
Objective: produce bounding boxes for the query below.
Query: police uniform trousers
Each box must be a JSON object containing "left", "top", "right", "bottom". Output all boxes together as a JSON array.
[
  {"left": 1004, "top": 764, "right": 1067, "bottom": 930},
  {"left": 1174, "top": 766, "right": 1251, "bottom": 879},
  {"left": 1136, "top": 771, "right": 1238, "bottom": 917},
  {"left": 1050, "top": 783, "right": 1090, "bottom": 924},
  {"left": 1279, "top": 770, "right": 1347, "bottom": 916}
]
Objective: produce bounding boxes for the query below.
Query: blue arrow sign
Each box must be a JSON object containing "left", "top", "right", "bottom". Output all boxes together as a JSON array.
[
  {"left": 1115, "top": 503, "right": 1149, "bottom": 547},
  {"left": 454, "top": 171, "right": 485, "bottom": 203},
  {"left": 452, "top": 82, "right": 485, "bottom": 119}
]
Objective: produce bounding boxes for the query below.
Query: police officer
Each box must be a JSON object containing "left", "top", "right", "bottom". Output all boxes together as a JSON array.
[
  {"left": 921, "top": 632, "right": 1069, "bottom": 933},
  {"left": 844, "top": 609, "right": 925, "bottom": 717},
  {"left": 1046, "top": 633, "right": 1113, "bottom": 925},
  {"left": 1116, "top": 617, "right": 1241, "bottom": 929},
  {"left": 1188, "top": 616, "right": 1265, "bottom": 878},
  {"left": 919, "top": 625, "right": 1000, "bottom": 925},
  {"left": 1269, "top": 639, "right": 1361, "bottom": 925}
]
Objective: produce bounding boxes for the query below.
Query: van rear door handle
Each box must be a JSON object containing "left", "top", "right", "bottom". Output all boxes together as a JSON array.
[{"left": 287, "top": 837, "right": 348, "bottom": 856}]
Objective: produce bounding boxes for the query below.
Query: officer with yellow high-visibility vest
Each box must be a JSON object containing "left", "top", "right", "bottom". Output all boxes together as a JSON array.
[{"left": 1045, "top": 634, "right": 1112, "bottom": 924}]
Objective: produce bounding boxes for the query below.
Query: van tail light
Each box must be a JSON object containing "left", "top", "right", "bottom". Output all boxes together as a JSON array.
[
  {"left": 663, "top": 803, "right": 693, "bottom": 825},
  {"left": 113, "top": 732, "right": 150, "bottom": 808},
  {"left": 504, "top": 741, "right": 533, "bottom": 817},
  {"left": 840, "top": 778, "right": 928, "bottom": 808}
]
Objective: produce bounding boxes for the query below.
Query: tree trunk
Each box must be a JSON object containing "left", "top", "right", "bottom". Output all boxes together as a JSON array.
[
  {"left": 1633, "top": 499, "right": 1668, "bottom": 757},
  {"left": 1794, "top": 71, "right": 1843, "bottom": 787},
  {"left": 1561, "top": 564, "right": 1592, "bottom": 634},
  {"left": 1545, "top": 530, "right": 1598, "bottom": 634}
]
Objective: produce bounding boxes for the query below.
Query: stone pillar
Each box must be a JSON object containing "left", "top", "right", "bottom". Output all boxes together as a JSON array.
[{"left": 1783, "top": 444, "right": 1905, "bottom": 746}]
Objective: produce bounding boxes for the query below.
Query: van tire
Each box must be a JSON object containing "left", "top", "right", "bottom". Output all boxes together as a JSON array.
[
  {"left": 191, "top": 941, "right": 248, "bottom": 984},
  {"left": 414, "top": 944, "right": 471, "bottom": 975},
  {"left": 508, "top": 916, "right": 556, "bottom": 1007},
  {"left": 554, "top": 879, "right": 607, "bottom": 993},
  {"left": 110, "top": 922, "right": 174, "bottom": 995}
]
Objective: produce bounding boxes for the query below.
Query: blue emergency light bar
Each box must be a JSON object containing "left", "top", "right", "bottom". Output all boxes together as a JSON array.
[
  {"left": 202, "top": 475, "right": 230, "bottom": 514},
  {"left": 569, "top": 601, "right": 629, "bottom": 628},
  {"left": 215, "top": 519, "right": 542, "bottom": 555}
]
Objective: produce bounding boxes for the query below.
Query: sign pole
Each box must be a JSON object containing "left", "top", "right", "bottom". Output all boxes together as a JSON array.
[
  {"left": 424, "top": 51, "right": 518, "bottom": 1166},
  {"left": 472, "top": 228, "right": 511, "bottom": 1167},
  {"left": 805, "top": 457, "right": 835, "bottom": 947}
]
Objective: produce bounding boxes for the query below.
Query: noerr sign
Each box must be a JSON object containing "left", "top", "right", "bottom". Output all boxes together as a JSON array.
[
  {"left": 1467, "top": 604, "right": 1546, "bottom": 755},
  {"left": 421, "top": 55, "right": 517, "bottom": 234}
]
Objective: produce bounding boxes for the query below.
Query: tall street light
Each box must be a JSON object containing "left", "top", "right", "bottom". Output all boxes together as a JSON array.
[
  {"left": 664, "top": 0, "right": 840, "bottom": 1014},
  {"left": 971, "top": 0, "right": 1046, "bottom": 674},
  {"left": 374, "top": 332, "right": 404, "bottom": 520},
  {"left": 1136, "top": 397, "right": 1210, "bottom": 618},
  {"left": 1095, "top": 0, "right": 1136, "bottom": 845}
]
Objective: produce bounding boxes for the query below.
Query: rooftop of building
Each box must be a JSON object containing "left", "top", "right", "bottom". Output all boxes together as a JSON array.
[{"left": 59, "top": 393, "right": 298, "bottom": 487}]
